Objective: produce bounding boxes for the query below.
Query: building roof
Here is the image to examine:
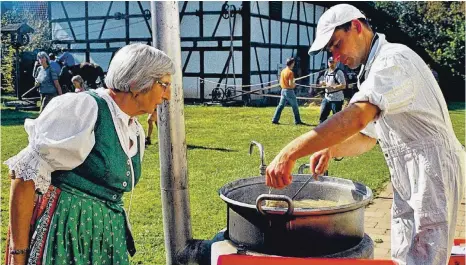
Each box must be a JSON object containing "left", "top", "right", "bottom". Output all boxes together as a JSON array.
[{"left": 1, "top": 23, "right": 34, "bottom": 34}]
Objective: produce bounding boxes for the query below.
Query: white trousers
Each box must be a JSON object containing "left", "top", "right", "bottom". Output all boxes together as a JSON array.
[{"left": 383, "top": 135, "right": 465, "bottom": 265}]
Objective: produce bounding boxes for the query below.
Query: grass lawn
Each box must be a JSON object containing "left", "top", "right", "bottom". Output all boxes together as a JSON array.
[{"left": 1, "top": 103, "right": 464, "bottom": 264}]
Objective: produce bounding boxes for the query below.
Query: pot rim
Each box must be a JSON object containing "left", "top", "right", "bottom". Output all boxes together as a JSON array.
[{"left": 219, "top": 175, "right": 373, "bottom": 216}]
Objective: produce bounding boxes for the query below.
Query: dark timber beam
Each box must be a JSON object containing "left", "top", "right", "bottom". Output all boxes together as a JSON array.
[
  {"left": 200, "top": 51, "right": 205, "bottom": 101},
  {"left": 211, "top": 1, "right": 228, "bottom": 37},
  {"left": 250, "top": 13, "right": 317, "bottom": 27},
  {"left": 182, "top": 50, "right": 193, "bottom": 73},
  {"left": 241, "top": 1, "right": 251, "bottom": 100},
  {"left": 85, "top": 2, "right": 90, "bottom": 61},
  {"left": 268, "top": 3, "right": 271, "bottom": 83},
  {"left": 251, "top": 42, "right": 306, "bottom": 49},
  {"left": 184, "top": 73, "right": 243, "bottom": 78},
  {"left": 60, "top": 1, "right": 77, "bottom": 41},
  {"left": 256, "top": 1, "right": 266, "bottom": 43},
  {"left": 179, "top": 1, "right": 188, "bottom": 23},
  {"left": 199, "top": 2, "right": 204, "bottom": 37},
  {"left": 137, "top": 1, "right": 152, "bottom": 36},
  {"left": 181, "top": 47, "right": 242, "bottom": 52},
  {"left": 303, "top": 2, "right": 311, "bottom": 45},
  {"left": 284, "top": 1, "right": 295, "bottom": 45},
  {"left": 297, "top": 1, "right": 300, "bottom": 48},
  {"left": 253, "top": 47, "right": 264, "bottom": 88},
  {"left": 51, "top": 13, "right": 149, "bottom": 23},
  {"left": 181, "top": 36, "right": 242, "bottom": 42},
  {"left": 98, "top": 1, "right": 114, "bottom": 39},
  {"left": 53, "top": 37, "right": 152, "bottom": 44},
  {"left": 125, "top": 2, "right": 129, "bottom": 44},
  {"left": 48, "top": 2, "right": 52, "bottom": 40}
]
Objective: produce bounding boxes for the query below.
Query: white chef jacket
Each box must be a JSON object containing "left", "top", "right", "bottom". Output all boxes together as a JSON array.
[{"left": 350, "top": 33, "right": 464, "bottom": 265}]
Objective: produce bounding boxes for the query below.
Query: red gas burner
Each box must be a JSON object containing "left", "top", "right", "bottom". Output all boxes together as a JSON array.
[{"left": 216, "top": 239, "right": 466, "bottom": 265}]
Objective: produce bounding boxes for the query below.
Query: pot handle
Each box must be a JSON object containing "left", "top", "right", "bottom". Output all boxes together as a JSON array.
[{"left": 256, "top": 194, "right": 294, "bottom": 216}]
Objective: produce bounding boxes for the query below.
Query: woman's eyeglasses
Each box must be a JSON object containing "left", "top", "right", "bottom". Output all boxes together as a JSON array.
[{"left": 155, "top": 80, "right": 171, "bottom": 91}]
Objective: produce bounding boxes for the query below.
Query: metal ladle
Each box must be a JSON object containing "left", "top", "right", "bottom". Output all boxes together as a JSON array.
[{"left": 291, "top": 163, "right": 326, "bottom": 200}]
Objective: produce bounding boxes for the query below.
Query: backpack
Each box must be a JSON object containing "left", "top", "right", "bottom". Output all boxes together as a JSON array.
[{"left": 324, "top": 68, "right": 348, "bottom": 89}]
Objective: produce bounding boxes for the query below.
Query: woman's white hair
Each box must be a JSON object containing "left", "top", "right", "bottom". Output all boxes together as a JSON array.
[
  {"left": 37, "top": 51, "right": 50, "bottom": 65},
  {"left": 105, "top": 43, "right": 176, "bottom": 93}
]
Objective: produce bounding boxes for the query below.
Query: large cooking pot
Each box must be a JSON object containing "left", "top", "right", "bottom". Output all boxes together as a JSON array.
[{"left": 218, "top": 175, "right": 373, "bottom": 257}]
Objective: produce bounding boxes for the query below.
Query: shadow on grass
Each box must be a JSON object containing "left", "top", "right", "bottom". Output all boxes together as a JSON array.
[
  {"left": 448, "top": 102, "right": 465, "bottom": 111},
  {"left": 273, "top": 122, "right": 318, "bottom": 127},
  {"left": 187, "top": 144, "right": 236, "bottom": 152},
  {"left": 1, "top": 109, "right": 39, "bottom": 126}
]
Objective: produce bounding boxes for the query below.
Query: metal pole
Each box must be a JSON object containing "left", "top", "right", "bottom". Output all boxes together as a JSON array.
[
  {"left": 15, "top": 48, "right": 20, "bottom": 100},
  {"left": 153, "top": 2, "right": 196, "bottom": 265},
  {"left": 150, "top": 1, "right": 157, "bottom": 46}
]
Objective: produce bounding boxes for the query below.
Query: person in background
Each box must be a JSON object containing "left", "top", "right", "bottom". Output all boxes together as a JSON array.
[
  {"left": 317, "top": 56, "right": 347, "bottom": 124},
  {"left": 57, "top": 51, "right": 76, "bottom": 68},
  {"left": 5, "top": 43, "right": 175, "bottom": 265},
  {"left": 48, "top": 53, "right": 62, "bottom": 78},
  {"left": 33, "top": 52, "right": 63, "bottom": 112},
  {"left": 271, "top": 57, "right": 305, "bottom": 125},
  {"left": 57, "top": 52, "right": 77, "bottom": 92},
  {"left": 266, "top": 4, "right": 464, "bottom": 265},
  {"left": 145, "top": 109, "right": 157, "bottom": 146},
  {"left": 72, "top": 75, "right": 86, "bottom": 93}
]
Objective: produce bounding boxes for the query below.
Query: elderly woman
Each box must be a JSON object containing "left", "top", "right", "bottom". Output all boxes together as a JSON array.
[
  {"left": 33, "top": 52, "right": 63, "bottom": 112},
  {"left": 5, "top": 43, "right": 175, "bottom": 265}
]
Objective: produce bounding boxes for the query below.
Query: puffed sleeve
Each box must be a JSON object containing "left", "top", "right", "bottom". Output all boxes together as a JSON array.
[
  {"left": 4, "top": 93, "right": 98, "bottom": 193},
  {"left": 349, "top": 54, "right": 416, "bottom": 120}
]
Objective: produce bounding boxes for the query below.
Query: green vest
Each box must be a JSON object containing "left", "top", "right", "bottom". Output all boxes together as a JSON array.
[{"left": 52, "top": 91, "right": 142, "bottom": 203}]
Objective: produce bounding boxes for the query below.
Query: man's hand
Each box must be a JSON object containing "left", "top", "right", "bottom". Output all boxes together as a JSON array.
[
  {"left": 309, "top": 149, "right": 333, "bottom": 178},
  {"left": 265, "top": 152, "right": 295, "bottom": 189}
]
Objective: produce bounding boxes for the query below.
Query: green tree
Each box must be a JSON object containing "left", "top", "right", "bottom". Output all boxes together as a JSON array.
[{"left": 375, "top": 2, "right": 465, "bottom": 80}]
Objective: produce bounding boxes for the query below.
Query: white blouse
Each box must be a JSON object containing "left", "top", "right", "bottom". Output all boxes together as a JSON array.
[{"left": 4, "top": 88, "right": 145, "bottom": 193}]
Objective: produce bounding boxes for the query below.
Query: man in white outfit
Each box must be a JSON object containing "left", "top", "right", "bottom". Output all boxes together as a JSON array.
[{"left": 265, "top": 4, "right": 465, "bottom": 265}]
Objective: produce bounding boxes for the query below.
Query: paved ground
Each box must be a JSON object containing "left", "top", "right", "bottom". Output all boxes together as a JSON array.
[{"left": 365, "top": 183, "right": 466, "bottom": 260}]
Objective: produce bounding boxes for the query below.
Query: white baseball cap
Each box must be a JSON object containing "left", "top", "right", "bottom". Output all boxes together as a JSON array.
[{"left": 308, "top": 4, "right": 366, "bottom": 55}]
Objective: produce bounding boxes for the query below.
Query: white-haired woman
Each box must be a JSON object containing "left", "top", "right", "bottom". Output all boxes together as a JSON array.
[
  {"left": 5, "top": 43, "right": 175, "bottom": 265},
  {"left": 34, "top": 51, "right": 63, "bottom": 112}
]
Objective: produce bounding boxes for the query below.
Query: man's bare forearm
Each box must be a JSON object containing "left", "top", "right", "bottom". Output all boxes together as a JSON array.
[
  {"left": 327, "top": 84, "right": 346, "bottom": 92},
  {"left": 280, "top": 102, "right": 378, "bottom": 161},
  {"left": 329, "top": 132, "right": 377, "bottom": 157}
]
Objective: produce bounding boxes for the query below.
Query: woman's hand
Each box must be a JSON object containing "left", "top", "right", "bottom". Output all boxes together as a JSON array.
[
  {"left": 265, "top": 152, "right": 294, "bottom": 189},
  {"left": 309, "top": 148, "right": 333, "bottom": 178}
]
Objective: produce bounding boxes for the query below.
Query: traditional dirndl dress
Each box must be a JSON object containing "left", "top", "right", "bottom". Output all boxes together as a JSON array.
[{"left": 5, "top": 90, "right": 144, "bottom": 265}]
